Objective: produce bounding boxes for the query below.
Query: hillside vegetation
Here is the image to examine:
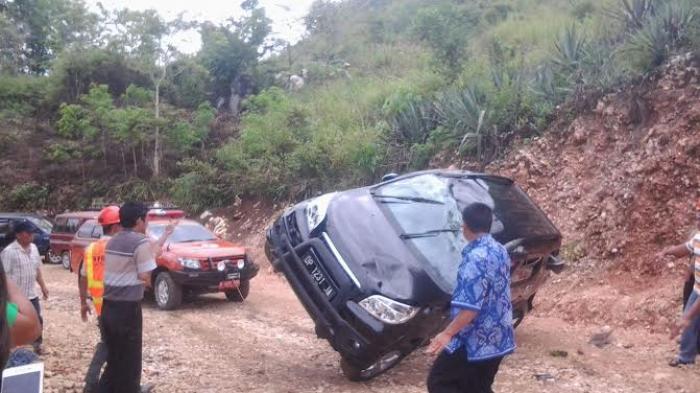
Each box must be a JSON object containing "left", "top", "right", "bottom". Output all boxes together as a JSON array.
[{"left": 0, "top": 0, "right": 698, "bottom": 212}]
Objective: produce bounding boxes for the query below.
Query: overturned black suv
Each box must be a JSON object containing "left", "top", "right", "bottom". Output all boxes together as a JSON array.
[{"left": 265, "top": 170, "right": 563, "bottom": 380}]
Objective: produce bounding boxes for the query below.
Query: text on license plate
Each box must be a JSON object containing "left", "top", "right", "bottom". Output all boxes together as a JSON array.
[{"left": 302, "top": 253, "right": 336, "bottom": 299}]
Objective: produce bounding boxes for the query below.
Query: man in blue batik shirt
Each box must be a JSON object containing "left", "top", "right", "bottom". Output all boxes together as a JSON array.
[{"left": 426, "top": 203, "right": 515, "bottom": 393}]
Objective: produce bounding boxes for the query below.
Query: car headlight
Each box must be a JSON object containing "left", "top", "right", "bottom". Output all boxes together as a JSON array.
[
  {"left": 359, "top": 295, "right": 419, "bottom": 325},
  {"left": 178, "top": 258, "right": 200, "bottom": 269},
  {"left": 305, "top": 192, "right": 337, "bottom": 232},
  {"left": 237, "top": 259, "right": 245, "bottom": 269}
]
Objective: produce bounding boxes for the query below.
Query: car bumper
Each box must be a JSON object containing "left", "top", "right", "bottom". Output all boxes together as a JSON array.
[
  {"left": 266, "top": 221, "right": 426, "bottom": 367},
  {"left": 170, "top": 264, "right": 259, "bottom": 289}
]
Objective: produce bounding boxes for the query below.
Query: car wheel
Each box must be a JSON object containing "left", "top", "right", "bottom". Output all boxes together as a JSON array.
[
  {"left": 225, "top": 280, "right": 250, "bottom": 302},
  {"left": 340, "top": 350, "right": 404, "bottom": 381},
  {"left": 155, "top": 272, "right": 183, "bottom": 310},
  {"left": 512, "top": 310, "right": 525, "bottom": 329},
  {"left": 61, "top": 252, "right": 71, "bottom": 270},
  {"left": 47, "top": 250, "right": 62, "bottom": 264}
]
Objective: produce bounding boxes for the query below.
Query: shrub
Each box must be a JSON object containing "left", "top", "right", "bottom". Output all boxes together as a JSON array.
[
  {"left": 1, "top": 183, "right": 50, "bottom": 211},
  {"left": 171, "top": 159, "right": 234, "bottom": 213},
  {"left": 0, "top": 76, "right": 48, "bottom": 119}
]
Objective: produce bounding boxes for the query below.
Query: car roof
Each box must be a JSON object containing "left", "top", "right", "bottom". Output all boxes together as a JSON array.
[
  {"left": 0, "top": 212, "right": 46, "bottom": 218},
  {"left": 371, "top": 169, "right": 514, "bottom": 189},
  {"left": 80, "top": 218, "right": 200, "bottom": 227},
  {"left": 148, "top": 218, "right": 199, "bottom": 225},
  {"left": 55, "top": 211, "right": 100, "bottom": 219}
]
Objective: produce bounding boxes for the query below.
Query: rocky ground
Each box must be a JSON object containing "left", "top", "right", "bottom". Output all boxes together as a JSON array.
[{"left": 33, "top": 264, "right": 700, "bottom": 393}]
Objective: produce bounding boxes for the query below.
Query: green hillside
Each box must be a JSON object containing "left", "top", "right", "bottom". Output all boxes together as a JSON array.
[{"left": 0, "top": 0, "right": 698, "bottom": 211}]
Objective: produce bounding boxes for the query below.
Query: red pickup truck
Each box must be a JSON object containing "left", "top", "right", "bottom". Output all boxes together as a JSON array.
[{"left": 71, "top": 211, "right": 258, "bottom": 310}]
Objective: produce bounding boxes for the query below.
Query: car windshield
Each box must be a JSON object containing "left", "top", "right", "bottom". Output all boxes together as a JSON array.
[
  {"left": 28, "top": 217, "right": 53, "bottom": 233},
  {"left": 374, "top": 173, "right": 555, "bottom": 292},
  {"left": 148, "top": 223, "right": 216, "bottom": 243},
  {"left": 374, "top": 174, "right": 467, "bottom": 291}
]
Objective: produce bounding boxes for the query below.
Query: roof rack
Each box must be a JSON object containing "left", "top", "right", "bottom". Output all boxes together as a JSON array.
[{"left": 87, "top": 199, "right": 180, "bottom": 211}]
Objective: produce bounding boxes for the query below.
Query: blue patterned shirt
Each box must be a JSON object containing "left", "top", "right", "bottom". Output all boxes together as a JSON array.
[{"left": 445, "top": 234, "right": 516, "bottom": 361}]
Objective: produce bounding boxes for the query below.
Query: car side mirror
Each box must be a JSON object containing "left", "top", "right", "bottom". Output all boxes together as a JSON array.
[{"left": 381, "top": 173, "right": 399, "bottom": 182}]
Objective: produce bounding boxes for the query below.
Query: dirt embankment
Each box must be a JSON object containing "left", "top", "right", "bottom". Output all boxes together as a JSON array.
[{"left": 473, "top": 53, "right": 700, "bottom": 332}]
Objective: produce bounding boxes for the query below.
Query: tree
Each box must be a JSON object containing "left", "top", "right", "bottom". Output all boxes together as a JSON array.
[
  {"left": 80, "top": 84, "right": 116, "bottom": 166},
  {"left": 2, "top": 0, "right": 98, "bottom": 74},
  {"left": 100, "top": 8, "right": 195, "bottom": 177},
  {"left": 111, "top": 106, "right": 153, "bottom": 176},
  {"left": 198, "top": 0, "right": 271, "bottom": 112},
  {"left": 411, "top": 4, "right": 480, "bottom": 77}
]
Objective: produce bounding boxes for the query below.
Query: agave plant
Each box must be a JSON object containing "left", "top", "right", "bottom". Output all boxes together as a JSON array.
[
  {"left": 434, "top": 86, "right": 488, "bottom": 138},
  {"left": 624, "top": 1, "right": 697, "bottom": 68},
  {"left": 433, "top": 86, "right": 500, "bottom": 167},
  {"left": 605, "top": 0, "right": 658, "bottom": 32},
  {"left": 552, "top": 25, "right": 588, "bottom": 72},
  {"left": 388, "top": 99, "right": 436, "bottom": 145}
]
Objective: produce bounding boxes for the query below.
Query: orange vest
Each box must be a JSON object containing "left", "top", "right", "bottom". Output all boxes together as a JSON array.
[{"left": 85, "top": 239, "right": 107, "bottom": 316}]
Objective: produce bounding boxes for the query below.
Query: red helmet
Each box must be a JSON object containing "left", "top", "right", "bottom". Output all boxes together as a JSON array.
[{"left": 98, "top": 206, "right": 120, "bottom": 226}]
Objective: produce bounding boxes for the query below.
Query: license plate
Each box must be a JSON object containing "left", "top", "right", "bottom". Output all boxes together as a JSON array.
[
  {"left": 302, "top": 251, "right": 336, "bottom": 299},
  {"left": 227, "top": 272, "right": 240, "bottom": 280},
  {"left": 219, "top": 280, "right": 239, "bottom": 290}
]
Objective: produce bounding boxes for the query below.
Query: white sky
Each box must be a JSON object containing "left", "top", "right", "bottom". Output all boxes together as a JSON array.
[{"left": 90, "top": 0, "right": 316, "bottom": 53}]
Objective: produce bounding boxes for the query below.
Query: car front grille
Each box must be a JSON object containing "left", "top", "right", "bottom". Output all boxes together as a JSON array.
[{"left": 285, "top": 214, "right": 304, "bottom": 246}]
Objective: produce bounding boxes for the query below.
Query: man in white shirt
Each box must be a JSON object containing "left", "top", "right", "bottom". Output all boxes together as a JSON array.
[{"left": 1, "top": 220, "right": 50, "bottom": 354}]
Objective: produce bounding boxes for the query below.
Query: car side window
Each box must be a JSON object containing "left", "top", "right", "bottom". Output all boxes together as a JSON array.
[
  {"left": 54, "top": 218, "right": 67, "bottom": 233},
  {"left": 77, "top": 224, "right": 95, "bottom": 238},
  {"left": 67, "top": 218, "right": 81, "bottom": 234},
  {"left": 0, "top": 219, "right": 10, "bottom": 236},
  {"left": 91, "top": 226, "right": 103, "bottom": 239}
]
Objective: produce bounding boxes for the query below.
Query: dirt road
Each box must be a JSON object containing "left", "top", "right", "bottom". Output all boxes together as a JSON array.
[{"left": 36, "top": 264, "right": 699, "bottom": 393}]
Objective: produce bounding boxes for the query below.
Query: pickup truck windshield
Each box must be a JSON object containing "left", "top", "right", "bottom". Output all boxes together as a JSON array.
[
  {"left": 374, "top": 173, "right": 556, "bottom": 291},
  {"left": 149, "top": 223, "right": 216, "bottom": 243}
]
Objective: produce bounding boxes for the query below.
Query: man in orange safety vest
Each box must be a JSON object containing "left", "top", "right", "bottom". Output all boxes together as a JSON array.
[{"left": 79, "top": 205, "right": 121, "bottom": 393}]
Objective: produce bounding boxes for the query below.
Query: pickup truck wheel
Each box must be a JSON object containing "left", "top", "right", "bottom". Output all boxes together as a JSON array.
[
  {"left": 61, "top": 251, "right": 71, "bottom": 270},
  {"left": 225, "top": 280, "right": 250, "bottom": 302},
  {"left": 155, "top": 272, "right": 182, "bottom": 310},
  {"left": 47, "top": 250, "right": 62, "bottom": 264},
  {"left": 341, "top": 350, "right": 404, "bottom": 381}
]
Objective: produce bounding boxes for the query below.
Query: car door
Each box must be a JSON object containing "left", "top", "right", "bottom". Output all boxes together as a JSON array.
[{"left": 0, "top": 218, "right": 12, "bottom": 251}]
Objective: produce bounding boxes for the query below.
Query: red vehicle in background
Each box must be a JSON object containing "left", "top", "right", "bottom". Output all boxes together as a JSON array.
[
  {"left": 70, "top": 209, "right": 259, "bottom": 310},
  {"left": 50, "top": 211, "right": 99, "bottom": 269}
]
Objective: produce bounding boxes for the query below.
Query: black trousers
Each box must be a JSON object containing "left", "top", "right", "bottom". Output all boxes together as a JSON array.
[
  {"left": 30, "top": 298, "right": 43, "bottom": 345},
  {"left": 84, "top": 319, "right": 108, "bottom": 393},
  {"left": 98, "top": 300, "right": 143, "bottom": 393},
  {"left": 427, "top": 347, "right": 503, "bottom": 393}
]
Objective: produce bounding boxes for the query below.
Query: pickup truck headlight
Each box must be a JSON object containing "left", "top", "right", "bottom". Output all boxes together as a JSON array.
[
  {"left": 359, "top": 295, "right": 419, "bottom": 325},
  {"left": 178, "top": 258, "right": 200, "bottom": 269},
  {"left": 305, "top": 192, "right": 337, "bottom": 232}
]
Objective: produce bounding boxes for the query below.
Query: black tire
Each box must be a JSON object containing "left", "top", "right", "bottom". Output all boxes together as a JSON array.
[
  {"left": 61, "top": 251, "right": 71, "bottom": 270},
  {"left": 340, "top": 350, "right": 404, "bottom": 382},
  {"left": 154, "top": 272, "right": 183, "bottom": 310},
  {"left": 513, "top": 313, "right": 525, "bottom": 329},
  {"left": 225, "top": 280, "right": 250, "bottom": 302}
]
